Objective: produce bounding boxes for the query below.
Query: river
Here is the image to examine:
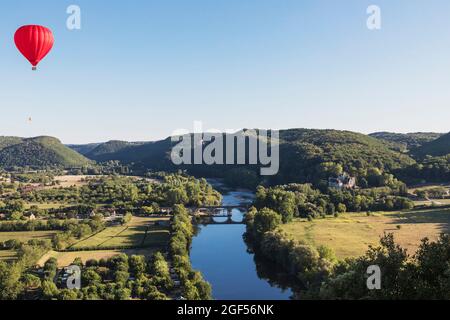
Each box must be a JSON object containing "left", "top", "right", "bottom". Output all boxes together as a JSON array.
[{"left": 190, "top": 184, "right": 293, "bottom": 300}]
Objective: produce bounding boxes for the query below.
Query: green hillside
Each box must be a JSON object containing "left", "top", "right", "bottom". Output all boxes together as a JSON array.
[
  {"left": 369, "top": 132, "right": 443, "bottom": 151},
  {"left": 272, "top": 129, "right": 415, "bottom": 185},
  {"left": 79, "top": 129, "right": 416, "bottom": 186},
  {"left": 84, "top": 140, "right": 144, "bottom": 162},
  {"left": 67, "top": 143, "right": 101, "bottom": 156},
  {"left": 0, "top": 136, "right": 23, "bottom": 150},
  {"left": 0, "top": 136, "right": 92, "bottom": 168},
  {"left": 412, "top": 132, "right": 450, "bottom": 158}
]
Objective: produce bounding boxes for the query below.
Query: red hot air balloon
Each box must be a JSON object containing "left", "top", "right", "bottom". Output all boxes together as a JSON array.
[{"left": 14, "top": 25, "right": 54, "bottom": 70}]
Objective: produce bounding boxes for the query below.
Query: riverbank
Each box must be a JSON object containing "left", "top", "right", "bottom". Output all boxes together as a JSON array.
[{"left": 190, "top": 184, "right": 294, "bottom": 300}]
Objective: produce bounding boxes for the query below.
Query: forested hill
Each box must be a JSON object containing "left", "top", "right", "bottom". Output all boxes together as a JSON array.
[
  {"left": 70, "top": 129, "right": 416, "bottom": 186},
  {"left": 83, "top": 140, "right": 145, "bottom": 162},
  {"left": 369, "top": 132, "right": 443, "bottom": 151},
  {"left": 411, "top": 132, "right": 450, "bottom": 158},
  {"left": 66, "top": 143, "right": 101, "bottom": 156},
  {"left": 0, "top": 136, "right": 92, "bottom": 168},
  {"left": 0, "top": 129, "right": 420, "bottom": 186},
  {"left": 272, "top": 129, "right": 415, "bottom": 185}
]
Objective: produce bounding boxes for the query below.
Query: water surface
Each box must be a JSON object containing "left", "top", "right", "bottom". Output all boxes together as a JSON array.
[{"left": 190, "top": 188, "right": 293, "bottom": 300}]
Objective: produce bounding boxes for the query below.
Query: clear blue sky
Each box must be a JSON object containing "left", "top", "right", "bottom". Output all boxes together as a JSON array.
[{"left": 1, "top": 0, "right": 449, "bottom": 144}]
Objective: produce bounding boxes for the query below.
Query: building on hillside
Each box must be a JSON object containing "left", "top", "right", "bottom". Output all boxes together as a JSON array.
[{"left": 328, "top": 173, "right": 356, "bottom": 189}]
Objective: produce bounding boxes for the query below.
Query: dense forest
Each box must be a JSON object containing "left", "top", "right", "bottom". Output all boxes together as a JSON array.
[
  {"left": 0, "top": 136, "right": 91, "bottom": 168},
  {"left": 2, "top": 128, "right": 449, "bottom": 190},
  {"left": 369, "top": 132, "right": 443, "bottom": 152}
]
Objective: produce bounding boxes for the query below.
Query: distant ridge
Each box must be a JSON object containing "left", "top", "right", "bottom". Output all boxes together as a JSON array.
[
  {"left": 83, "top": 140, "right": 146, "bottom": 162},
  {"left": 0, "top": 136, "right": 92, "bottom": 168},
  {"left": 411, "top": 132, "right": 450, "bottom": 158},
  {"left": 369, "top": 132, "right": 443, "bottom": 151},
  {"left": 70, "top": 128, "right": 416, "bottom": 185}
]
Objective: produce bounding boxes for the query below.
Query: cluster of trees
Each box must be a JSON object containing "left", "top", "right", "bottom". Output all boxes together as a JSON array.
[
  {"left": 0, "top": 174, "right": 221, "bottom": 223},
  {"left": 319, "top": 234, "right": 450, "bottom": 299},
  {"left": 254, "top": 183, "right": 413, "bottom": 222},
  {"left": 52, "top": 216, "right": 105, "bottom": 250},
  {"left": 396, "top": 155, "right": 450, "bottom": 184},
  {"left": 1, "top": 250, "right": 174, "bottom": 300},
  {"left": 414, "top": 187, "right": 449, "bottom": 200},
  {"left": 5, "top": 174, "right": 221, "bottom": 210},
  {"left": 245, "top": 207, "right": 450, "bottom": 299},
  {"left": 67, "top": 161, "right": 132, "bottom": 176},
  {"left": 0, "top": 218, "right": 100, "bottom": 233},
  {"left": 0, "top": 181, "right": 17, "bottom": 196},
  {"left": 149, "top": 175, "right": 222, "bottom": 207},
  {"left": 10, "top": 172, "right": 55, "bottom": 185},
  {"left": 169, "top": 205, "right": 212, "bottom": 300},
  {"left": 0, "top": 240, "right": 52, "bottom": 300},
  {"left": 245, "top": 207, "right": 336, "bottom": 292},
  {"left": 44, "top": 253, "right": 172, "bottom": 300}
]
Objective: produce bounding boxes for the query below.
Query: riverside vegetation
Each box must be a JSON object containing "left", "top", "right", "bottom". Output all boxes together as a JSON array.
[
  {"left": 0, "top": 173, "right": 218, "bottom": 300},
  {"left": 1, "top": 128, "right": 450, "bottom": 300}
]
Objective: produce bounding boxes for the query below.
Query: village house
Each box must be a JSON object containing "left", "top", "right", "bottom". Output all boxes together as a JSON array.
[{"left": 328, "top": 173, "right": 357, "bottom": 189}]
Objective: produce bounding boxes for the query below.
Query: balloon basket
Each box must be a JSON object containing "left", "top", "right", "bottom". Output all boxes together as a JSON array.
[{"left": 32, "top": 67, "right": 37, "bottom": 71}]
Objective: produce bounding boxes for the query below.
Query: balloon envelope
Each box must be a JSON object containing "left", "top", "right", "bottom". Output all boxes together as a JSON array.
[{"left": 14, "top": 25, "right": 54, "bottom": 69}]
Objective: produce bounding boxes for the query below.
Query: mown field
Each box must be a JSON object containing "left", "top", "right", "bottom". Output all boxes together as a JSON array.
[
  {"left": 0, "top": 231, "right": 59, "bottom": 262},
  {"left": 414, "top": 199, "right": 450, "bottom": 206},
  {"left": 281, "top": 208, "right": 450, "bottom": 259},
  {"left": 0, "top": 230, "right": 59, "bottom": 243},
  {"left": 70, "top": 216, "right": 170, "bottom": 249},
  {"left": 24, "top": 203, "right": 70, "bottom": 210},
  {"left": 0, "top": 250, "right": 17, "bottom": 262},
  {"left": 37, "top": 248, "right": 163, "bottom": 267}
]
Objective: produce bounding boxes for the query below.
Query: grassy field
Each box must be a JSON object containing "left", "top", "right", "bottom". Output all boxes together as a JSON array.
[
  {"left": 0, "top": 231, "right": 59, "bottom": 262},
  {"left": 24, "top": 202, "right": 70, "bottom": 210},
  {"left": 409, "top": 184, "right": 450, "bottom": 193},
  {"left": 44, "top": 175, "right": 93, "bottom": 188},
  {"left": 71, "top": 216, "right": 170, "bottom": 249},
  {"left": 414, "top": 199, "right": 450, "bottom": 206},
  {"left": 281, "top": 208, "right": 450, "bottom": 259},
  {"left": 0, "top": 230, "right": 59, "bottom": 243},
  {"left": 0, "top": 250, "right": 17, "bottom": 262},
  {"left": 37, "top": 248, "right": 162, "bottom": 267}
]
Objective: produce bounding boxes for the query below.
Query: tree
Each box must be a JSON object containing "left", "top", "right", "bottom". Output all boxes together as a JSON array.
[
  {"left": 22, "top": 274, "right": 41, "bottom": 290},
  {"left": 59, "top": 289, "right": 79, "bottom": 300},
  {"left": 82, "top": 269, "right": 102, "bottom": 287},
  {"left": 41, "top": 280, "right": 59, "bottom": 299},
  {"left": 114, "top": 271, "right": 130, "bottom": 285},
  {"left": 43, "top": 258, "right": 58, "bottom": 281},
  {"left": 253, "top": 208, "right": 282, "bottom": 237},
  {"left": 0, "top": 262, "right": 24, "bottom": 300},
  {"left": 121, "top": 213, "right": 132, "bottom": 225},
  {"left": 115, "top": 287, "right": 131, "bottom": 300},
  {"left": 129, "top": 255, "right": 147, "bottom": 278}
]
